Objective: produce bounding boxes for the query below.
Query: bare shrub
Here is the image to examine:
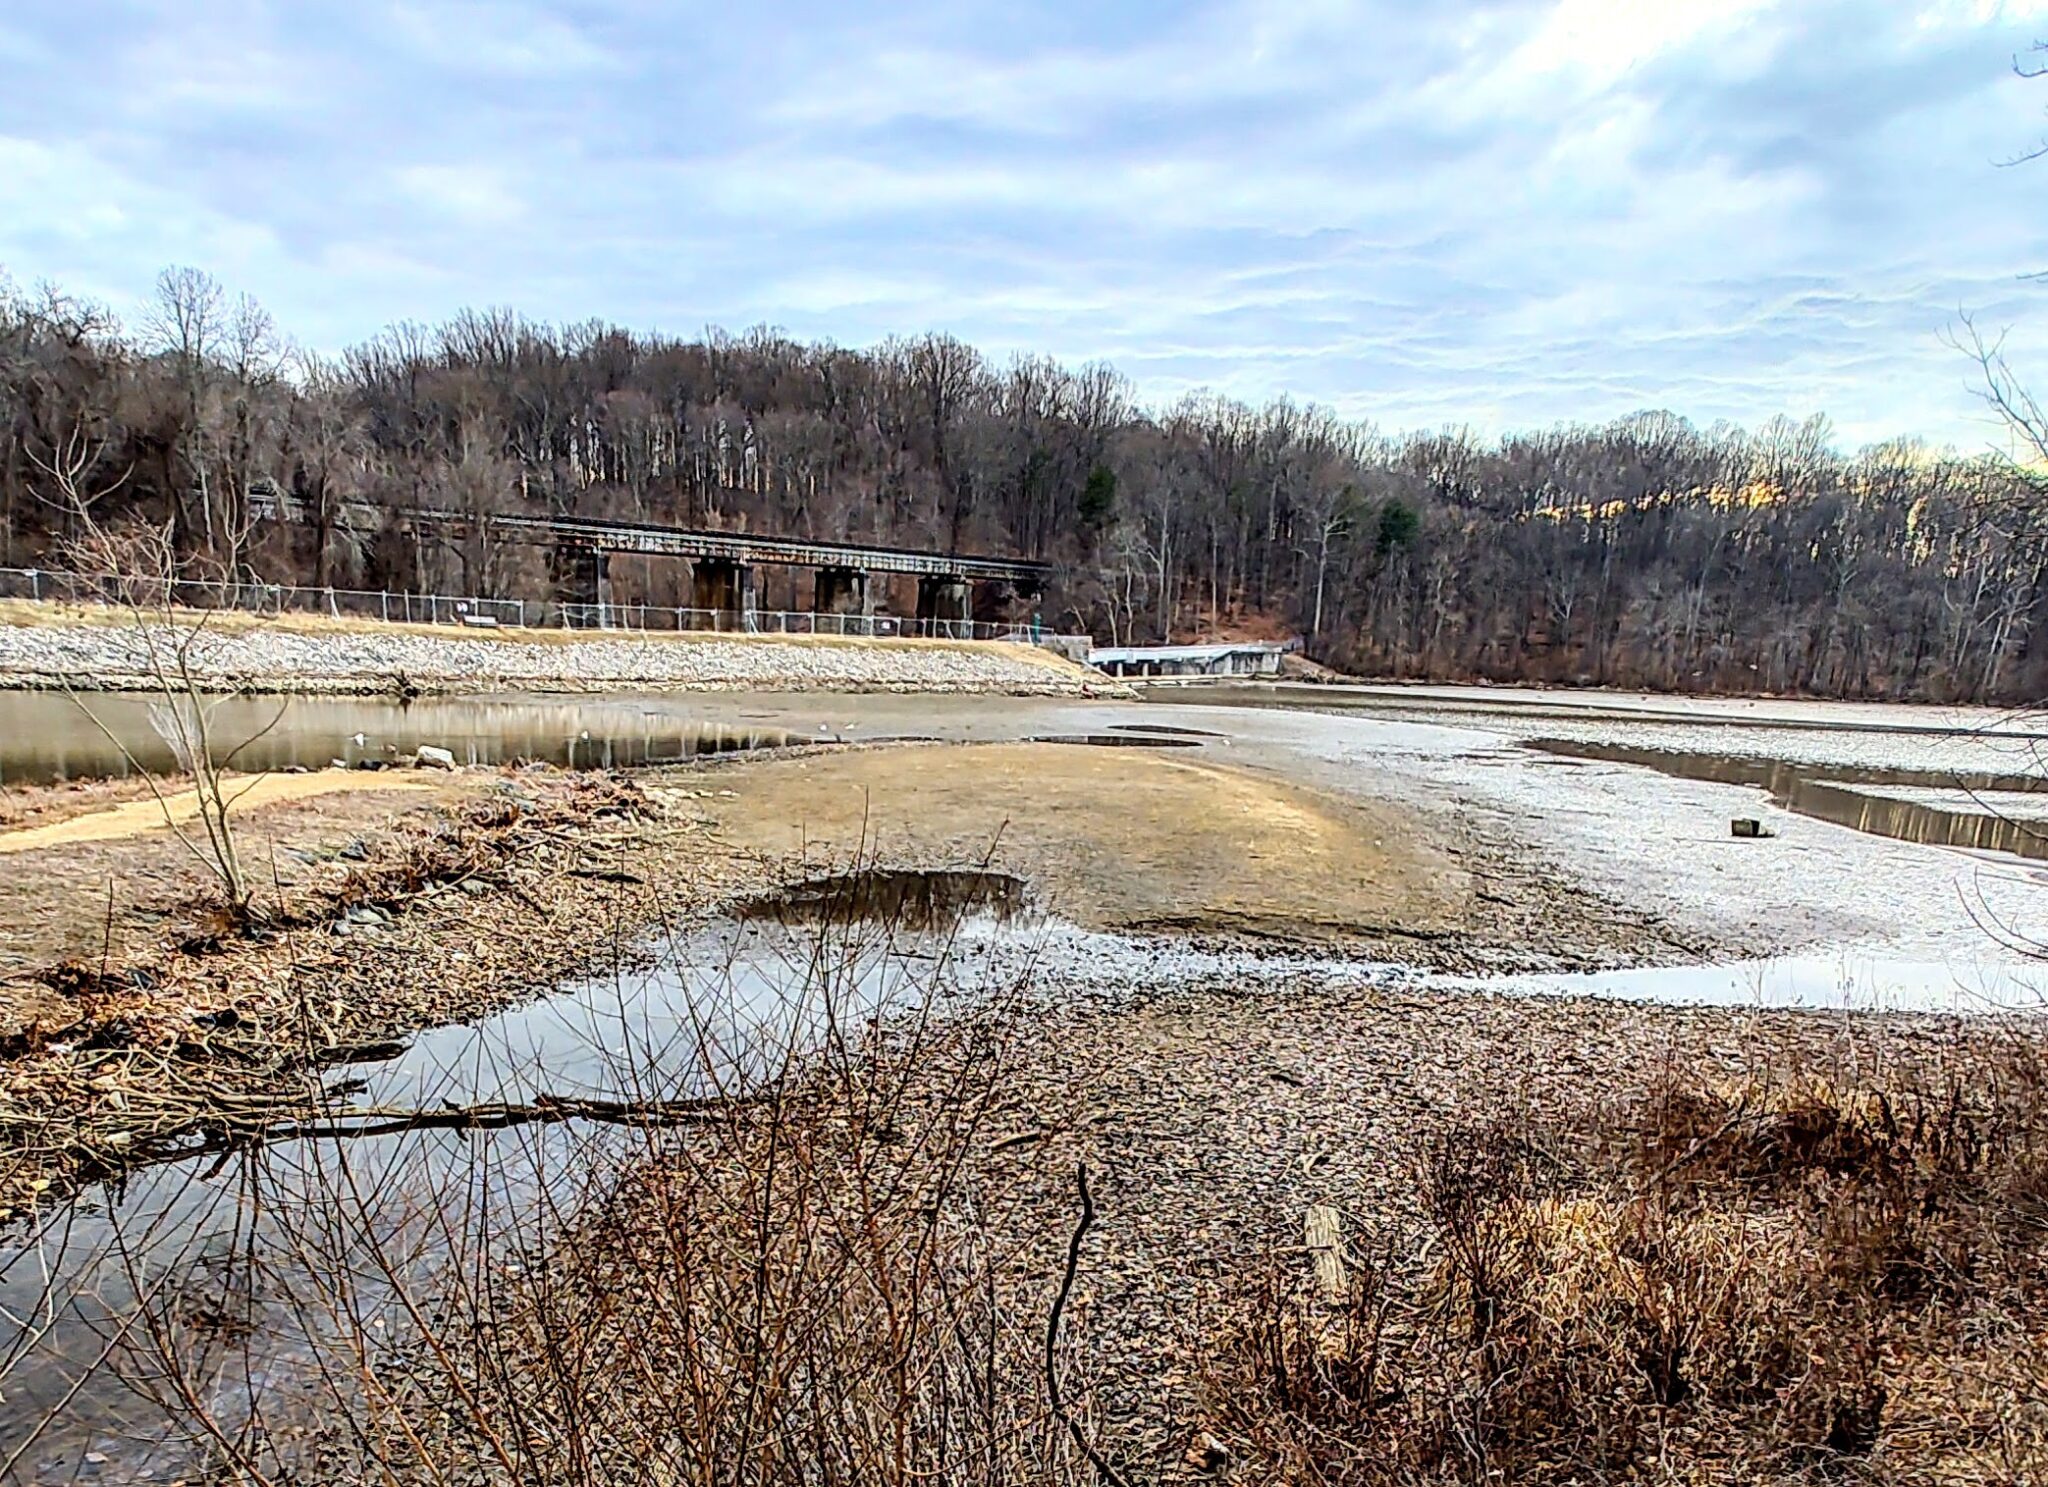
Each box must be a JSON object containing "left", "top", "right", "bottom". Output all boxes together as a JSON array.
[
  {"left": 1200, "top": 1037, "right": 2048, "bottom": 1486},
  {"left": 25, "top": 885, "right": 1099, "bottom": 1486},
  {"left": 56, "top": 515, "right": 279, "bottom": 920}
]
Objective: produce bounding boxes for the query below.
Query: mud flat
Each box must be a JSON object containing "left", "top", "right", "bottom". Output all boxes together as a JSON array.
[
  {"left": 0, "top": 727, "right": 1679, "bottom": 1218},
  {"left": 2, "top": 691, "right": 2046, "bottom": 1481}
]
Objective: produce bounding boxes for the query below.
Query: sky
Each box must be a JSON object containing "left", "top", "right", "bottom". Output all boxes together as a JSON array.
[{"left": 3, "top": 0, "right": 2048, "bottom": 448}]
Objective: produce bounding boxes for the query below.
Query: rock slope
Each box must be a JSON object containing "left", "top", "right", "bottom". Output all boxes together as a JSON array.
[{"left": 0, "top": 618, "right": 1109, "bottom": 696}]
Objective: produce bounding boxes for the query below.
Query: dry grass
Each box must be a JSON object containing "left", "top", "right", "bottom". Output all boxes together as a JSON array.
[{"left": 1200, "top": 1035, "right": 2048, "bottom": 1485}]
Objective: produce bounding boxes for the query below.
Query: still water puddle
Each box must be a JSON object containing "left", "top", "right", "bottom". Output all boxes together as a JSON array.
[
  {"left": 1532, "top": 738, "right": 2048, "bottom": 861},
  {"left": 0, "top": 873, "right": 1040, "bottom": 1481},
  {"left": 1026, "top": 733, "right": 1203, "bottom": 748},
  {"left": 1457, "top": 952, "right": 2047, "bottom": 1015},
  {"left": 734, "top": 868, "right": 1030, "bottom": 928},
  {"left": 0, "top": 691, "right": 808, "bottom": 785},
  {"left": 371, "top": 874, "right": 1032, "bottom": 1108}
]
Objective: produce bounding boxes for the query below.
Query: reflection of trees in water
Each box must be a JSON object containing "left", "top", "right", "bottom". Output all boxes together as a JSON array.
[
  {"left": 2, "top": 891, "right": 1067, "bottom": 1483},
  {"left": 0, "top": 692, "right": 804, "bottom": 784}
]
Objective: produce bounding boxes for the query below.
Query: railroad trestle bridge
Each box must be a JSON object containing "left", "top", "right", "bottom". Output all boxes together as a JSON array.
[{"left": 252, "top": 492, "right": 1051, "bottom": 630}]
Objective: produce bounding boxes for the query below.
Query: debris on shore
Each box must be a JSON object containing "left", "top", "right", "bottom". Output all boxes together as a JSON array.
[{"left": 0, "top": 768, "right": 760, "bottom": 1217}]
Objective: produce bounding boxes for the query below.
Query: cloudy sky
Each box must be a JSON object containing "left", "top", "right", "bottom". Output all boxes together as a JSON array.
[{"left": 3, "top": 0, "right": 2046, "bottom": 445}]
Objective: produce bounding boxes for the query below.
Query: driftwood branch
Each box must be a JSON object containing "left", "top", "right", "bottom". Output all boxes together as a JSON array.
[
  {"left": 1045, "top": 1162, "right": 1133, "bottom": 1487},
  {"left": 258, "top": 1093, "right": 742, "bottom": 1142}
]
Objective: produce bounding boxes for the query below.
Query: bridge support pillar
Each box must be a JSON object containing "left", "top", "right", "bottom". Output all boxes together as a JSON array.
[
  {"left": 973, "top": 578, "right": 1035, "bottom": 628},
  {"left": 692, "top": 559, "right": 756, "bottom": 630},
  {"left": 915, "top": 575, "right": 972, "bottom": 636},
  {"left": 813, "top": 567, "right": 872, "bottom": 631},
  {"left": 551, "top": 544, "right": 610, "bottom": 627}
]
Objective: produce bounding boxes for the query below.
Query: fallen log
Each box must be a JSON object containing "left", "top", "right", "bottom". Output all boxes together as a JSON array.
[{"left": 256, "top": 1092, "right": 747, "bottom": 1142}]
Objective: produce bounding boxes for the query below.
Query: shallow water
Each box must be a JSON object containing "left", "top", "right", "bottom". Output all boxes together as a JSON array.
[
  {"left": 0, "top": 894, "right": 1030, "bottom": 1483},
  {"left": 1455, "top": 952, "right": 2048, "bottom": 1015},
  {"left": 0, "top": 691, "right": 806, "bottom": 784},
  {"left": 1532, "top": 738, "right": 2048, "bottom": 862}
]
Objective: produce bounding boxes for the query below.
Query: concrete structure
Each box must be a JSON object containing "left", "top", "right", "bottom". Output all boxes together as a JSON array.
[
  {"left": 1087, "top": 641, "right": 1287, "bottom": 680},
  {"left": 549, "top": 545, "right": 611, "bottom": 624},
  {"left": 691, "top": 558, "right": 759, "bottom": 628},
  {"left": 250, "top": 489, "right": 1048, "bottom": 632},
  {"left": 915, "top": 575, "right": 972, "bottom": 630},
  {"left": 813, "top": 566, "right": 871, "bottom": 619}
]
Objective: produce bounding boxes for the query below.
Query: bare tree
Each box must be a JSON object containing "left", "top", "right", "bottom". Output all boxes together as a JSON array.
[
  {"left": 1296, "top": 481, "right": 1359, "bottom": 647},
  {"left": 6, "top": 266, "right": 2048, "bottom": 702},
  {"left": 1951, "top": 312, "right": 2048, "bottom": 464},
  {"left": 62, "top": 512, "right": 285, "bottom": 916}
]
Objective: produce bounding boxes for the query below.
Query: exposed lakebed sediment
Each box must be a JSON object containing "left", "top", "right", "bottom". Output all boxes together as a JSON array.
[{"left": 4, "top": 691, "right": 2048, "bottom": 1481}]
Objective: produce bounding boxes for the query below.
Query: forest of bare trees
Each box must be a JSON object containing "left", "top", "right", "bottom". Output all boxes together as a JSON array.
[{"left": 5, "top": 266, "right": 2046, "bottom": 703}]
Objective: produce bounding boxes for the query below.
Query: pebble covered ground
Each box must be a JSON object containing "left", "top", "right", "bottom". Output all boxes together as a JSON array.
[
  {"left": 965, "top": 975, "right": 2005, "bottom": 1474},
  {"left": 0, "top": 616, "right": 1103, "bottom": 695}
]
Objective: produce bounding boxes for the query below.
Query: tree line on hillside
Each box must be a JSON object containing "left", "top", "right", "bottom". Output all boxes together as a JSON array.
[{"left": 4, "top": 267, "right": 2044, "bottom": 702}]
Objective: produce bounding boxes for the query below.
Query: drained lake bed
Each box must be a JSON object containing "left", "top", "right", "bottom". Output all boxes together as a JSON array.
[{"left": 3, "top": 681, "right": 2047, "bottom": 1480}]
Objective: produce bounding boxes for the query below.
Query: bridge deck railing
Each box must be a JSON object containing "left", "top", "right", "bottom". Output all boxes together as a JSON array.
[
  {"left": 556, "top": 602, "right": 1039, "bottom": 642},
  {"left": 0, "top": 568, "right": 1049, "bottom": 645},
  {"left": 0, "top": 568, "right": 539, "bottom": 628}
]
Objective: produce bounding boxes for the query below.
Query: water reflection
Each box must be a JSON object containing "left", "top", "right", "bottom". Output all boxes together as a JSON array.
[
  {"left": 0, "top": 906, "right": 1018, "bottom": 1482},
  {"left": 1532, "top": 738, "right": 2048, "bottom": 861},
  {"left": 0, "top": 692, "right": 804, "bottom": 784}
]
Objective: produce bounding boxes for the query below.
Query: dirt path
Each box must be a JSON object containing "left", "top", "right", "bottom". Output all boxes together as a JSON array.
[{"left": 0, "top": 771, "right": 441, "bottom": 854}]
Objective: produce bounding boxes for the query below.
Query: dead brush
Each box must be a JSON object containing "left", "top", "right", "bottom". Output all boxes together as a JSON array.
[
  {"left": 1198, "top": 1253, "right": 1407, "bottom": 1482},
  {"left": 1421, "top": 1192, "right": 1887, "bottom": 1475},
  {"left": 1636, "top": 1047, "right": 2048, "bottom": 1305},
  {"left": 127, "top": 906, "right": 1104, "bottom": 1487},
  {"left": 331, "top": 772, "right": 654, "bottom": 912},
  {"left": 1201, "top": 1037, "right": 2048, "bottom": 1486}
]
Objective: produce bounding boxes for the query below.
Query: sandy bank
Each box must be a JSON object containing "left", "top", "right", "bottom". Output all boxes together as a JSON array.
[{"left": 0, "top": 770, "right": 440, "bottom": 854}]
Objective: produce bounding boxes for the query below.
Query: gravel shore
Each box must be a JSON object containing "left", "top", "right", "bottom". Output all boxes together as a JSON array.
[
  {"left": 0, "top": 615, "right": 1110, "bottom": 696},
  {"left": 975, "top": 975, "right": 2019, "bottom": 1473}
]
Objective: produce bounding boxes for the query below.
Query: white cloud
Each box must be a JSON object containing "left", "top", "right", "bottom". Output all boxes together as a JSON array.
[
  {"left": 392, "top": 164, "right": 529, "bottom": 225},
  {"left": 1917, "top": 0, "right": 2048, "bottom": 26},
  {"left": 385, "top": 1, "right": 619, "bottom": 75},
  {"left": 1507, "top": 0, "right": 1782, "bottom": 86},
  {"left": 0, "top": 0, "right": 2043, "bottom": 447}
]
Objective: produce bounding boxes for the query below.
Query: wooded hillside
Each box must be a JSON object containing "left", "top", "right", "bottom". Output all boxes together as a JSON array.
[{"left": 5, "top": 269, "right": 2044, "bottom": 702}]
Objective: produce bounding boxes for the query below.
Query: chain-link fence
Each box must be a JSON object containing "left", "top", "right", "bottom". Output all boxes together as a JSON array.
[
  {"left": 0, "top": 568, "right": 539, "bottom": 627},
  {"left": 0, "top": 568, "right": 1055, "bottom": 644},
  {"left": 557, "top": 601, "right": 1036, "bottom": 642}
]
